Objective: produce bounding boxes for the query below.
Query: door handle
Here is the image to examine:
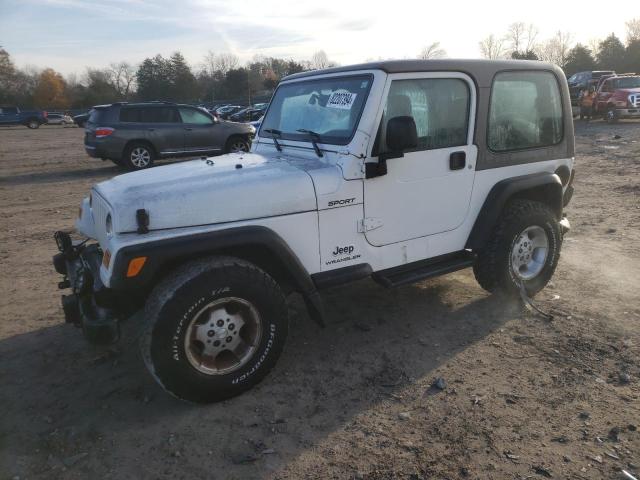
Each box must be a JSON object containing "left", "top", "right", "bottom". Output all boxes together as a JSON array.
[
  {"left": 449, "top": 151, "right": 466, "bottom": 170},
  {"left": 184, "top": 127, "right": 193, "bottom": 131},
  {"left": 147, "top": 128, "right": 155, "bottom": 132}
]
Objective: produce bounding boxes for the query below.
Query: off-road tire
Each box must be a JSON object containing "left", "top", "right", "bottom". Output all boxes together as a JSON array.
[
  {"left": 225, "top": 136, "right": 250, "bottom": 154},
  {"left": 141, "top": 256, "right": 288, "bottom": 403},
  {"left": 26, "top": 119, "right": 40, "bottom": 129},
  {"left": 605, "top": 107, "right": 619, "bottom": 124},
  {"left": 122, "top": 142, "right": 154, "bottom": 170},
  {"left": 473, "top": 200, "right": 562, "bottom": 297}
]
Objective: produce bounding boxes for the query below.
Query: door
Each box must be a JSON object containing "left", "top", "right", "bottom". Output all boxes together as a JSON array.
[
  {"left": 178, "top": 107, "right": 221, "bottom": 152},
  {"left": 363, "top": 72, "right": 477, "bottom": 247},
  {"left": 140, "top": 106, "right": 184, "bottom": 154},
  {"left": 0, "top": 107, "right": 19, "bottom": 125}
]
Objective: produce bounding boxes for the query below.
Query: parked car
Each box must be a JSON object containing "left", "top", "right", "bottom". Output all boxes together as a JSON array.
[
  {"left": 54, "top": 59, "right": 574, "bottom": 403},
  {"left": 593, "top": 74, "right": 640, "bottom": 122},
  {"left": 0, "top": 106, "right": 48, "bottom": 128},
  {"left": 46, "top": 113, "right": 74, "bottom": 125},
  {"left": 229, "top": 104, "right": 268, "bottom": 122},
  {"left": 216, "top": 105, "right": 244, "bottom": 119},
  {"left": 567, "top": 71, "right": 615, "bottom": 106},
  {"left": 73, "top": 112, "right": 90, "bottom": 128},
  {"left": 248, "top": 116, "right": 263, "bottom": 131},
  {"left": 83, "top": 102, "right": 254, "bottom": 170}
]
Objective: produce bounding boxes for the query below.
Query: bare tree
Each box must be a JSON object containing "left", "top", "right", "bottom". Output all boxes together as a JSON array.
[
  {"left": 310, "top": 50, "right": 337, "bottom": 70},
  {"left": 418, "top": 41, "right": 447, "bottom": 59},
  {"left": 479, "top": 34, "right": 506, "bottom": 59},
  {"left": 587, "top": 38, "right": 601, "bottom": 59},
  {"left": 108, "top": 62, "right": 136, "bottom": 98},
  {"left": 203, "top": 51, "right": 240, "bottom": 76},
  {"left": 626, "top": 18, "right": 640, "bottom": 43},
  {"left": 506, "top": 22, "right": 539, "bottom": 56},
  {"left": 215, "top": 53, "right": 239, "bottom": 75},
  {"left": 507, "top": 22, "right": 526, "bottom": 53},
  {"left": 536, "top": 31, "right": 573, "bottom": 68},
  {"left": 524, "top": 23, "right": 539, "bottom": 52}
]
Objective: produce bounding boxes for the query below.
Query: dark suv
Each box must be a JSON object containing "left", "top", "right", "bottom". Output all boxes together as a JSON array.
[
  {"left": 567, "top": 70, "right": 615, "bottom": 106},
  {"left": 84, "top": 102, "right": 254, "bottom": 170}
]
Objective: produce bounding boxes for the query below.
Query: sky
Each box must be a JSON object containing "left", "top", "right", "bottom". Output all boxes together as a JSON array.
[{"left": 0, "top": 0, "right": 635, "bottom": 76}]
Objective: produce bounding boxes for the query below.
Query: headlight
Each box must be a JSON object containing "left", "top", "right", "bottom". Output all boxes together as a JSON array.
[
  {"left": 105, "top": 213, "right": 113, "bottom": 236},
  {"left": 248, "top": 125, "right": 256, "bottom": 134}
]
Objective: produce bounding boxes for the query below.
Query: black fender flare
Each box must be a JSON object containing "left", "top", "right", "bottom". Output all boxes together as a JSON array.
[
  {"left": 110, "top": 225, "right": 324, "bottom": 325},
  {"left": 465, "top": 172, "right": 563, "bottom": 250}
]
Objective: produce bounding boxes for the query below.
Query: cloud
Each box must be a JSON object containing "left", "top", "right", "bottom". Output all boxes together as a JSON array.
[{"left": 336, "top": 19, "right": 373, "bottom": 32}]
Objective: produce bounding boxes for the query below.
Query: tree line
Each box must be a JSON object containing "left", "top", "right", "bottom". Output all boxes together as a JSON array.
[
  {"left": 0, "top": 49, "right": 336, "bottom": 110},
  {"left": 474, "top": 19, "right": 640, "bottom": 75},
  {"left": 1, "top": 18, "right": 638, "bottom": 111}
]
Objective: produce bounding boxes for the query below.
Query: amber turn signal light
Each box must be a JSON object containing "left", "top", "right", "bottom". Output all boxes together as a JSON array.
[{"left": 126, "top": 256, "right": 147, "bottom": 277}]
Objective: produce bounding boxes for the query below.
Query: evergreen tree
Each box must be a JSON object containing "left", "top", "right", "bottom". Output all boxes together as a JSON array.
[
  {"left": 564, "top": 44, "right": 596, "bottom": 75},
  {"left": 597, "top": 33, "right": 626, "bottom": 71}
]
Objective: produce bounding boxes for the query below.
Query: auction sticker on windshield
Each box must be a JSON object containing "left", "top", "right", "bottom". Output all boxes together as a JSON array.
[{"left": 327, "top": 92, "right": 357, "bottom": 110}]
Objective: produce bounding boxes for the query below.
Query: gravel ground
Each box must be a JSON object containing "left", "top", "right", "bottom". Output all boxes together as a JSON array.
[{"left": 0, "top": 120, "right": 639, "bottom": 480}]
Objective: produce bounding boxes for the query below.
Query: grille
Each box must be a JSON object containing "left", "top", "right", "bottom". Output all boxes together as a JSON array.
[
  {"left": 91, "top": 191, "right": 112, "bottom": 246},
  {"left": 630, "top": 94, "right": 640, "bottom": 108}
]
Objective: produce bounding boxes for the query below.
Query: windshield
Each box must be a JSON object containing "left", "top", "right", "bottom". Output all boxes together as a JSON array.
[
  {"left": 615, "top": 77, "right": 640, "bottom": 89},
  {"left": 260, "top": 74, "right": 372, "bottom": 145}
]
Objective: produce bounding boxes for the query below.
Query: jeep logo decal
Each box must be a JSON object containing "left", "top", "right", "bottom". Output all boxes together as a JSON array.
[
  {"left": 332, "top": 245, "right": 355, "bottom": 256},
  {"left": 328, "top": 197, "right": 355, "bottom": 207}
]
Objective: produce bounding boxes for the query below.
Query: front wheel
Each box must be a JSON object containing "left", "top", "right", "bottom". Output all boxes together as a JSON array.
[
  {"left": 141, "top": 256, "right": 288, "bottom": 403},
  {"left": 225, "top": 136, "right": 250, "bottom": 154},
  {"left": 473, "top": 200, "right": 562, "bottom": 297}
]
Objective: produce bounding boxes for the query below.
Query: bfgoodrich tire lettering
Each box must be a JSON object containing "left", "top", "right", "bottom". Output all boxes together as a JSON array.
[
  {"left": 141, "top": 256, "right": 288, "bottom": 403},
  {"left": 473, "top": 200, "right": 562, "bottom": 297}
]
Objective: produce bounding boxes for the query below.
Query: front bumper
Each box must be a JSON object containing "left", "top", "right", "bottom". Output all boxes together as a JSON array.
[
  {"left": 53, "top": 231, "right": 119, "bottom": 344},
  {"left": 615, "top": 108, "right": 640, "bottom": 118}
]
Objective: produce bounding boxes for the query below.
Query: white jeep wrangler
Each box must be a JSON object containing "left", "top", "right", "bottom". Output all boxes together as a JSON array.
[{"left": 54, "top": 60, "right": 575, "bottom": 403}]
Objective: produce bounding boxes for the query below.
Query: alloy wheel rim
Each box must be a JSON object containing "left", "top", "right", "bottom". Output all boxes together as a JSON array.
[
  {"left": 510, "top": 225, "right": 549, "bottom": 280},
  {"left": 230, "top": 142, "right": 248, "bottom": 153},
  {"left": 131, "top": 147, "right": 151, "bottom": 167},
  {"left": 184, "top": 297, "right": 262, "bottom": 376}
]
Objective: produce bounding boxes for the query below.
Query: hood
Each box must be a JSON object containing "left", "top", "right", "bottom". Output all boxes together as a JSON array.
[{"left": 94, "top": 153, "right": 317, "bottom": 233}]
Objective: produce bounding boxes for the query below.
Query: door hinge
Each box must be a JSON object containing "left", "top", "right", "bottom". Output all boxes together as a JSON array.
[{"left": 358, "top": 217, "right": 383, "bottom": 232}]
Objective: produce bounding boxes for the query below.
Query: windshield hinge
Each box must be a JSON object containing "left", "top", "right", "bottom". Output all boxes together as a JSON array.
[{"left": 358, "top": 217, "right": 383, "bottom": 233}]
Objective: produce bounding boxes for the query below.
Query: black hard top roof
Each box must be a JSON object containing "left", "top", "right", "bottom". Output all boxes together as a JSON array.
[{"left": 283, "top": 59, "right": 562, "bottom": 86}]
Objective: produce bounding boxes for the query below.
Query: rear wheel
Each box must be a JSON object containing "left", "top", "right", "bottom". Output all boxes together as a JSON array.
[
  {"left": 27, "top": 119, "right": 40, "bottom": 129},
  {"left": 225, "top": 136, "right": 250, "bottom": 154},
  {"left": 473, "top": 200, "right": 562, "bottom": 297},
  {"left": 122, "top": 142, "right": 154, "bottom": 170},
  {"left": 141, "top": 256, "right": 288, "bottom": 403}
]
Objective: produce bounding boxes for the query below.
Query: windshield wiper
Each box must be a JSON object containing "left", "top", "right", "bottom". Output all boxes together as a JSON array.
[
  {"left": 296, "top": 129, "right": 324, "bottom": 158},
  {"left": 262, "top": 128, "right": 283, "bottom": 152}
]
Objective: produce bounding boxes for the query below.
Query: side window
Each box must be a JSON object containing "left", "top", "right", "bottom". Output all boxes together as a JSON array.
[
  {"left": 119, "top": 107, "right": 142, "bottom": 122},
  {"left": 375, "top": 78, "right": 470, "bottom": 155},
  {"left": 141, "top": 107, "right": 180, "bottom": 123},
  {"left": 179, "top": 108, "right": 213, "bottom": 125},
  {"left": 488, "top": 71, "right": 563, "bottom": 152}
]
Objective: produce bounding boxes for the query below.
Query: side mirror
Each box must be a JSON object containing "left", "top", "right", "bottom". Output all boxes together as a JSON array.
[{"left": 366, "top": 116, "right": 418, "bottom": 179}]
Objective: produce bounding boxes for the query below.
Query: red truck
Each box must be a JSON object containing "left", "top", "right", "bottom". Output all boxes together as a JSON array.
[{"left": 593, "top": 74, "right": 640, "bottom": 123}]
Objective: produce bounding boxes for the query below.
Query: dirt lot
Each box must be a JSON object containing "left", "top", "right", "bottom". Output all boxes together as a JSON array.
[{"left": 0, "top": 120, "right": 639, "bottom": 480}]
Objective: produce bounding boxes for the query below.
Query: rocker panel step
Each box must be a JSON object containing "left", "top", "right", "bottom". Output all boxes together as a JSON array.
[{"left": 372, "top": 251, "right": 475, "bottom": 288}]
